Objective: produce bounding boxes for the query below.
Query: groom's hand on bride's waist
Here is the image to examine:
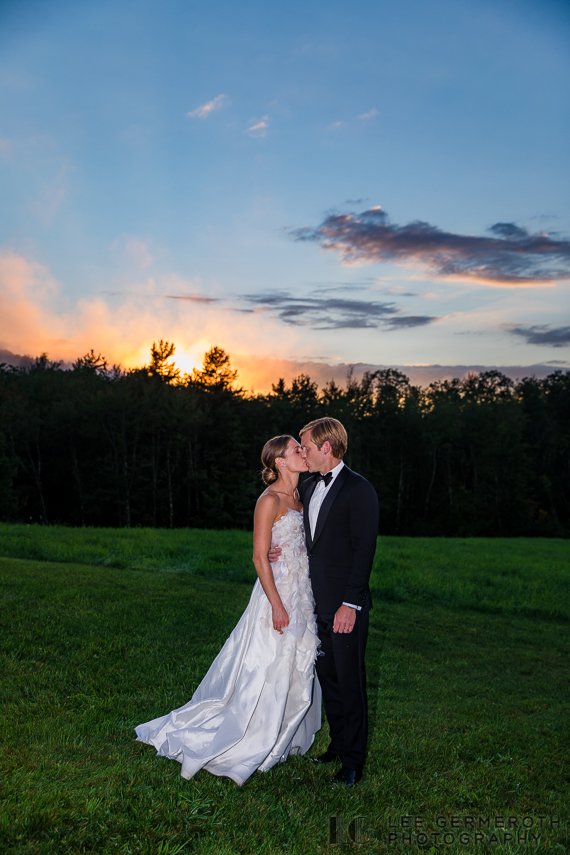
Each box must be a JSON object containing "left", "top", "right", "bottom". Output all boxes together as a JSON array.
[
  {"left": 268, "top": 544, "right": 282, "bottom": 562},
  {"left": 333, "top": 604, "right": 356, "bottom": 634}
]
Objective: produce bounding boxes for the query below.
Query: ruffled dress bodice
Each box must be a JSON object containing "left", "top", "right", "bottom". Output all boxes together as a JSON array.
[{"left": 259, "top": 508, "right": 315, "bottom": 635}]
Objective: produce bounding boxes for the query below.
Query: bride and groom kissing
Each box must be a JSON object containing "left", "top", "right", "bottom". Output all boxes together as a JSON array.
[{"left": 136, "top": 417, "right": 379, "bottom": 788}]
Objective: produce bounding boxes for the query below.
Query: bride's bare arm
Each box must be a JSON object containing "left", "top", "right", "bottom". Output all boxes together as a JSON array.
[{"left": 252, "top": 494, "right": 289, "bottom": 634}]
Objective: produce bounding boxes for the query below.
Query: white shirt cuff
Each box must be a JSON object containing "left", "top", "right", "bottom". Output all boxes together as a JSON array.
[{"left": 342, "top": 601, "right": 362, "bottom": 611}]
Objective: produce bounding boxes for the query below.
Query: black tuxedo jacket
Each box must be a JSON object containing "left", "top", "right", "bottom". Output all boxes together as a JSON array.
[{"left": 300, "top": 466, "right": 379, "bottom": 617}]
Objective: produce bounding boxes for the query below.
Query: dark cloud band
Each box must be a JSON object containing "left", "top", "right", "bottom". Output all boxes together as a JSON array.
[
  {"left": 385, "top": 315, "right": 435, "bottom": 328},
  {"left": 165, "top": 294, "right": 219, "bottom": 304},
  {"left": 241, "top": 291, "right": 438, "bottom": 330},
  {"left": 291, "top": 208, "right": 570, "bottom": 285},
  {"left": 507, "top": 325, "right": 570, "bottom": 348}
]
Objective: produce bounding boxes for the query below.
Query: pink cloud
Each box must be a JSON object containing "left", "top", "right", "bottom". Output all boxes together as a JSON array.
[{"left": 187, "top": 94, "right": 227, "bottom": 118}]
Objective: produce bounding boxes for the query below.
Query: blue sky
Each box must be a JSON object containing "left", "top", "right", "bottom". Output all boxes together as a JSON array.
[{"left": 1, "top": 0, "right": 569, "bottom": 387}]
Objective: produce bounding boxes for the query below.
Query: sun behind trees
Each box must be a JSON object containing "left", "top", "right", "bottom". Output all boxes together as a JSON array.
[
  {"left": 145, "top": 340, "right": 180, "bottom": 383},
  {"left": 141, "top": 341, "right": 240, "bottom": 391}
]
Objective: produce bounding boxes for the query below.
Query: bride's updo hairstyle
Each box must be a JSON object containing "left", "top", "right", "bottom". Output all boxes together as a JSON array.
[{"left": 261, "top": 435, "right": 294, "bottom": 485}]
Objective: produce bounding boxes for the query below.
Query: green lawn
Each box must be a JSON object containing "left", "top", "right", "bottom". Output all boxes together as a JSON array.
[
  {"left": 0, "top": 526, "right": 569, "bottom": 854},
  {"left": 0, "top": 523, "right": 568, "bottom": 619}
]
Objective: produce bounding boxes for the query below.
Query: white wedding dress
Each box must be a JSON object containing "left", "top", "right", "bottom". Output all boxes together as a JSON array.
[{"left": 135, "top": 509, "right": 321, "bottom": 785}]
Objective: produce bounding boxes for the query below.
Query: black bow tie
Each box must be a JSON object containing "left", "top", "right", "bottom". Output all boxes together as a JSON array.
[{"left": 315, "top": 472, "right": 333, "bottom": 487}]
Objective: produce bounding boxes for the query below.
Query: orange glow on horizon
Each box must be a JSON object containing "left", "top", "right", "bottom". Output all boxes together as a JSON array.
[{"left": 0, "top": 250, "right": 303, "bottom": 390}]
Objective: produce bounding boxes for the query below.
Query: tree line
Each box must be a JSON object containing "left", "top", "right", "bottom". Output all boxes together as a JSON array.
[{"left": 0, "top": 341, "right": 568, "bottom": 537}]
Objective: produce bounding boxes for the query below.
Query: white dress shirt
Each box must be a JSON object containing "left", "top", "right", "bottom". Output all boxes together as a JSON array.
[
  {"left": 308, "top": 460, "right": 344, "bottom": 539},
  {"left": 308, "top": 460, "right": 361, "bottom": 611}
]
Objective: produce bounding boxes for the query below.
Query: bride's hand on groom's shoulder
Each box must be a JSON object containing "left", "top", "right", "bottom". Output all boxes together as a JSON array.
[{"left": 268, "top": 544, "right": 282, "bottom": 563}]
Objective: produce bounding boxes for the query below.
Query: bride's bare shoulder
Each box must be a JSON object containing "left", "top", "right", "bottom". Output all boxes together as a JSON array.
[
  {"left": 254, "top": 490, "right": 280, "bottom": 530},
  {"left": 255, "top": 489, "right": 280, "bottom": 512}
]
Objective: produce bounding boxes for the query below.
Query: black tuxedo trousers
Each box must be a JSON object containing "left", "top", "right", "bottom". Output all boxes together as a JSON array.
[
  {"left": 315, "top": 608, "right": 370, "bottom": 769},
  {"left": 300, "top": 467, "right": 378, "bottom": 771}
]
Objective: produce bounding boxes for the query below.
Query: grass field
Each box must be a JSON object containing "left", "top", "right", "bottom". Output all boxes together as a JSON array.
[{"left": 1, "top": 524, "right": 569, "bottom": 854}]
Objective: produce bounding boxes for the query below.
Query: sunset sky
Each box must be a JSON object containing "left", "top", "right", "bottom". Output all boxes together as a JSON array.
[{"left": 1, "top": 0, "right": 569, "bottom": 389}]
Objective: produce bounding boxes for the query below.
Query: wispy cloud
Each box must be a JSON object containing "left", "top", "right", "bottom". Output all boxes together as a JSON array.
[
  {"left": 245, "top": 116, "right": 269, "bottom": 137},
  {"left": 329, "top": 111, "right": 376, "bottom": 129},
  {"left": 187, "top": 94, "right": 227, "bottom": 118},
  {"left": 505, "top": 324, "right": 570, "bottom": 347},
  {"left": 240, "top": 291, "right": 438, "bottom": 330},
  {"left": 385, "top": 315, "right": 435, "bottom": 328},
  {"left": 291, "top": 207, "right": 570, "bottom": 286},
  {"left": 165, "top": 294, "right": 219, "bottom": 304},
  {"left": 358, "top": 108, "right": 378, "bottom": 119},
  {"left": 529, "top": 213, "right": 560, "bottom": 224}
]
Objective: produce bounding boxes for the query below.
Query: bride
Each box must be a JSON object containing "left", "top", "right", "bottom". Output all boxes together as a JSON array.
[{"left": 135, "top": 435, "right": 321, "bottom": 785}]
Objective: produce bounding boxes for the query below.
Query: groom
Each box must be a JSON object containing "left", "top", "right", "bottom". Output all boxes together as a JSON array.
[{"left": 272, "top": 417, "right": 378, "bottom": 786}]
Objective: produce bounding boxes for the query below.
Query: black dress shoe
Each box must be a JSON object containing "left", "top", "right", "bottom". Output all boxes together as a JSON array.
[
  {"left": 310, "top": 750, "right": 342, "bottom": 764},
  {"left": 330, "top": 766, "right": 363, "bottom": 787}
]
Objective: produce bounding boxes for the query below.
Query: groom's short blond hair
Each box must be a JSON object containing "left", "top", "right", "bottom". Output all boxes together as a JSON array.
[{"left": 299, "top": 417, "right": 348, "bottom": 459}]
